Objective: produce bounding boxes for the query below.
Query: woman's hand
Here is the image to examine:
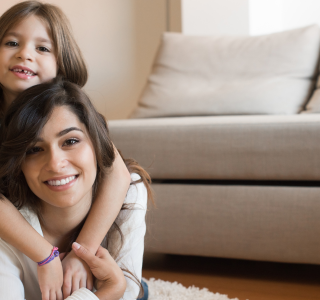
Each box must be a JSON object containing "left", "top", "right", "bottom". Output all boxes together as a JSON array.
[
  {"left": 72, "top": 242, "right": 126, "bottom": 300},
  {"left": 61, "top": 250, "right": 93, "bottom": 298},
  {"left": 37, "top": 256, "right": 64, "bottom": 300}
]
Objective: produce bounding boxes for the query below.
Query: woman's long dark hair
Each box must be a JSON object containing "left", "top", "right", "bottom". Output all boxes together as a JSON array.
[{"left": 0, "top": 77, "right": 153, "bottom": 298}]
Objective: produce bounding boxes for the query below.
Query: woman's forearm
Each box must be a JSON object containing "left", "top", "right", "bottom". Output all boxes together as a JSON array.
[
  {"left": 76, "top": 149, "right": 131, "bottom": 254},
  {"left": 0, "top": 196, "right": 53, "bottom": 262}
]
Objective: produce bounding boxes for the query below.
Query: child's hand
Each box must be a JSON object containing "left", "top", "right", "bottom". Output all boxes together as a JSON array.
[
  {"left": 61, "top": 249, "right": 93, "bottom": 298},
  {"left": 37, "top": 256, "right": 64, "bottom": 300}
]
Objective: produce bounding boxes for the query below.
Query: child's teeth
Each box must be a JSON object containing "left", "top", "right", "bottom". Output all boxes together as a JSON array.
[{"left": 12, "top": 69, "right": 34, "bottom": 75}]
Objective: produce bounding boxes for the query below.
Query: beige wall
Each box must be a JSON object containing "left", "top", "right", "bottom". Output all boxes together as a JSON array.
[{"left": 1, "top": 0, "right": 175, "bottom": 119}]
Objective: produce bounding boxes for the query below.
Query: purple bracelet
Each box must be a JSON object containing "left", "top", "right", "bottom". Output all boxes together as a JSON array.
[{"left": 37, "top": 247, "right": 59, "bottom": 266}]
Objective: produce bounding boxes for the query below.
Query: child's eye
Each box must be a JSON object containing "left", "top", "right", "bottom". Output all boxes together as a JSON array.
[
  {"left": 26, "top": 146, "right": 43, "bottom": 155},
  {"left": 63, "top": 138, "right": 79, "bottom": 147},
  {"left": 37, "top": 46, "right": 50, "bottom": 52},
  {"left": 5, "top": 41, "right": 18, "bottom": 47}
]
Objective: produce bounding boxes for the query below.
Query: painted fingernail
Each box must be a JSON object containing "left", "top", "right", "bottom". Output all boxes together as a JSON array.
[{"left": 73, "top": 242, "right": 81, "bottom": 250}]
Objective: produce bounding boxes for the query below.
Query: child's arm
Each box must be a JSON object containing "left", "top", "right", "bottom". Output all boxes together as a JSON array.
[
  {"left": 0, "top": 196, "right": 53, "bottom": 261},
  {"left": 0, "top": 196, "right": 64, "bottom": 300},
  {"left": 62, "top": 149, "right": 131, "bottom": 297},
  {"left": 77, "top": 149, "right": 131, "bottom": 253}
]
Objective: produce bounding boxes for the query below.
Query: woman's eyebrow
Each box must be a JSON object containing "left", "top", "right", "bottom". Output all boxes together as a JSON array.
[{"left": 57, "top": 127, "right": 83, "bottom": 137}]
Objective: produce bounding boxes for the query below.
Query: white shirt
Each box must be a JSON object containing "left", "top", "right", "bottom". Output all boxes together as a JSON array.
[{"left": 0, "top": 173, "right": 147, "bottom": 300}]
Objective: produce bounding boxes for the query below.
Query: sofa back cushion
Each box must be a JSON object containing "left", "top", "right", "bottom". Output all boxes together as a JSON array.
[
  {"left": 131, "top": 25, "right": 320, "bottom": 119},
  {"left": 302, "top": 76, "right": 320, "bottom": 113}
]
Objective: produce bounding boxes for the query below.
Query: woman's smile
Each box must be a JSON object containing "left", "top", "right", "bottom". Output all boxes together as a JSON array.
[
  {"left": 45, "top": 174, "right": 79, "bottom": 192},
  {"left": 21, "top": 105, "right": 97, "bottom": 209}
]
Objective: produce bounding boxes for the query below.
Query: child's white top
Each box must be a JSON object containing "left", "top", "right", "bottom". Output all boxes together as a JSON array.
[{"left": 0, "top": 173, "right": 147, "bottom": 300}]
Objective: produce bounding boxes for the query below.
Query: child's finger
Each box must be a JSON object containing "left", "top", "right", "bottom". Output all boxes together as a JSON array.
[
  {"left": 62, "top": 275, "right": 72, "bottom": 299},
  {"left": 71, "top": 275, "right": 80, "bottom": 294},
  {"left": 86, "top": 273, "right": 93, "bottom": 291},
  {"left": 56, "top": 290, "right": 63, "bottom": 300},
  {"left": 49, "top": 289, "right": 56, "bottom": 300},
  {"left": 80, "top": 277, "right": 87, "bottom": 289},
  {"left": 41, "top": 290, "right": 49, "bottom": 300}
]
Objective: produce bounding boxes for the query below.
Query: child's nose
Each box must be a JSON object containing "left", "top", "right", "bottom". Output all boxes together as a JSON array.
[{"left": 15, "top": 45, "right": 33, "bottom": 61}]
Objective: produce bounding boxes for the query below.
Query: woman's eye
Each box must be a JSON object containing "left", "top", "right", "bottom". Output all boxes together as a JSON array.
[
  {"left": 37, "top": 46, "right": 50, "bottom": 52},
  {"left": 26, "top": 147, "right": 43, "bottom": 155},
  {"left": 5, "top": 41, "right": 18, "bottom": 47},
  {"left": 64, "top": 138, "right": 79, "bottom": 147}
]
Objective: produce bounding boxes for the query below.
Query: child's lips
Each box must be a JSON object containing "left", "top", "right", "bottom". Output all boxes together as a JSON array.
[{"left": 10, "top": 66, "right": 37, "bottom": 79}]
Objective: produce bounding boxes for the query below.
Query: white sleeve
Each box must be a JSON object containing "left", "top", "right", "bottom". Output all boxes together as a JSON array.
[
  {"left": 0, "top": 240, "right": 25, "bottom": 300},
  {"left": 108, "top": 173, "right": 148, "bottom": 300},
  {"left": 66, "top": 288, "right": 99, "bottom": 300}
]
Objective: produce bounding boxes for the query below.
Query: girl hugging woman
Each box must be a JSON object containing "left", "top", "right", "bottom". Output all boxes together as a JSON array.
[{"left": 0, "top": 77, "right": 153, "bottom": 300}]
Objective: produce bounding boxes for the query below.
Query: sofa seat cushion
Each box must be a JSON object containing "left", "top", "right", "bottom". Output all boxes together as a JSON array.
[{"left": 109, "top": 114, "right": 320, "bottom": 180}]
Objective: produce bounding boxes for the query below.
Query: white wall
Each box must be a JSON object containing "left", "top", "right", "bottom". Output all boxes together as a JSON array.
[
  {"left": 182, "top": 0, "right": 249, "bottom": 35},
  {"left": 182, "top": 0, "right": 320, "bottom": 37},
  {"left": 249, "top": 0, "right": 320, "bottom": 35},
  {"left": 0, "top": 0, "right": 167, "bottom": 120}
]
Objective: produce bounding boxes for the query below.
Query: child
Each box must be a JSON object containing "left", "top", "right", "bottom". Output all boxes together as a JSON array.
[{"left": 0, "top": 1, "right": 132, "bottom": 299}]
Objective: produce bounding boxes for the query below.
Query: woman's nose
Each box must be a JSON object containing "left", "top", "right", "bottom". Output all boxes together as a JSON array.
[
  {"left": 45, "top": 149, "right": 68, "bottom": 172},
  {"left": 15, "top": 45, "right": 34, "bottom": 61}
]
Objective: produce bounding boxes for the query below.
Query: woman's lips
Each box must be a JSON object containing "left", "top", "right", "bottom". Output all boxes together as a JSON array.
[{"left": 45, "top": 175, "right": 78, "bottom": 192}]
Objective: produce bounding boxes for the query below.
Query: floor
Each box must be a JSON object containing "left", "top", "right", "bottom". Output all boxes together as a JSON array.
[{"left": 142, "top": 252, "right": 320, "bottom": 300}]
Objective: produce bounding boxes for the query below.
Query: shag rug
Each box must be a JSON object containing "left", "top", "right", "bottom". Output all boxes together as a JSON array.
[{"left": 143, "top": 278, "right": 240, "bottom": 300}]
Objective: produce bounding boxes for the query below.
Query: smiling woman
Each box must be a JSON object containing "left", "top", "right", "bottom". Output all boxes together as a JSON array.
[
  {"left": 0, "top": 77, "right": 152, "bottom": 300},
  {"left": 22, "top": 106, "right": 97, "bottom": 212}
]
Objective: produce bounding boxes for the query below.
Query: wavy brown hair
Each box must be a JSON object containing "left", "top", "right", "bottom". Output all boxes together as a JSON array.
[
  {"left": 0, "top": 77, "right": 153, "bottom": 298},
  {"left": 0, "top": 1, "right": 88, "bottom": 115}
]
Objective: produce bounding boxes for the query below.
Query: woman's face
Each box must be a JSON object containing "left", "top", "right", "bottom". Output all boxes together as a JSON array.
[{"left": 21, "top": 105, "right": 97, "bottom": 210}]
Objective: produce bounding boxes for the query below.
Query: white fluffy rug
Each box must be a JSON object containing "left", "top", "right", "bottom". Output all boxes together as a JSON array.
[{"left": 143, "top": 278, "right": 240, "bottom": 300}]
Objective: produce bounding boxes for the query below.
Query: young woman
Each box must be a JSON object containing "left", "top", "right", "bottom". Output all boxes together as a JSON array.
[
  {"left": 0, "top": 77, "right": 152, "bottom": 300},
  {"left": 0, "top": 2, "right": 132, "bottom": 298}
]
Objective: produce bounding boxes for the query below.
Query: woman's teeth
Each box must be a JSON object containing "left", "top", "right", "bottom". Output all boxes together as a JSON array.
[
  {"left": 12, "top": 68, "right": 35, "bottom": 76},
  {"left": 47, "top": 176, "right": 76, "bottom": 186}
]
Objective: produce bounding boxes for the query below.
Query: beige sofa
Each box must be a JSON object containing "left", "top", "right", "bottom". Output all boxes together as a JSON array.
[{"left": 109, "top": 25, "right": 320, "bottom": 265}]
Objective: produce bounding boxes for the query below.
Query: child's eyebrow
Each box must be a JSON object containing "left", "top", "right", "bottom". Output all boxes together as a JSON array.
[{"left": 4, "top": 31, "right": 52, "bottom": 44}]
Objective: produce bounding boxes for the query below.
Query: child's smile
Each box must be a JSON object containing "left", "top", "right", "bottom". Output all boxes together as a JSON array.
[{"left": 0, "top": 15, "right": 57, "bottom": 106}]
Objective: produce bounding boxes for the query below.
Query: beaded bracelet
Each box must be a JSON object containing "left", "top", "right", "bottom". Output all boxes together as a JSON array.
[{"left": 37, "top": 247, "right": 59, "bottom": 266}]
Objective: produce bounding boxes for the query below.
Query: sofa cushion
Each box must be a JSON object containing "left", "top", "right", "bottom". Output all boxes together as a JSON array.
[
  {"left": 302, "top": 77, "right": 320, "bottom": 113},
  {"left": 131, "top": 26, "right": 320, "bottom": 119},
  {"left": 109, "top": 115, "right": 320, "bottom": 180}
]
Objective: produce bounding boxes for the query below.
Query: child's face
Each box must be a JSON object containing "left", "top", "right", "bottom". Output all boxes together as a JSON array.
[{"left": 0, "top": 15, "right": 57, "bottom": 105}]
